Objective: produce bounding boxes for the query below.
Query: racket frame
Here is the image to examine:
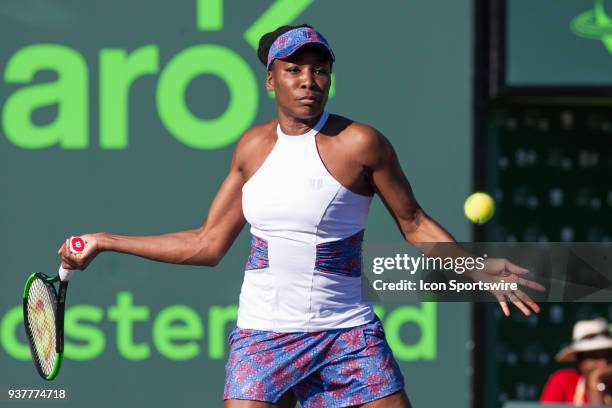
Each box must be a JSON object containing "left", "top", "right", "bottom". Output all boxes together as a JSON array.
[{"left": 23, "top": 272, "right": 68, "bottom": 381}]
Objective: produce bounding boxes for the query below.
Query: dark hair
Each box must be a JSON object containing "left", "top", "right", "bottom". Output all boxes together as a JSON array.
[{"left": 258, "top": 24, "right": 331, "bottom": 69}]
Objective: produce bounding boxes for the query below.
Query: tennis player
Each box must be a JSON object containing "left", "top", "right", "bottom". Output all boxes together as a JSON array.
[{"left": 59, "top": 24, "right": 543, "bottom": 408}]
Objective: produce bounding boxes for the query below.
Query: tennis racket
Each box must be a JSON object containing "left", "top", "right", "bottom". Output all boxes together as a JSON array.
[{"left": 22, "top": 236, "right": 85, "bottom": 380}]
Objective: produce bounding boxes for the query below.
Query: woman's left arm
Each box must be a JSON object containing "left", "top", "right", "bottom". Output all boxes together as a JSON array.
[
  {"left": 355, "top": 125, "right": 452, "bottom": 244},
  {"left": 354, "top": 124, "right": 544, "bottom": 316}
]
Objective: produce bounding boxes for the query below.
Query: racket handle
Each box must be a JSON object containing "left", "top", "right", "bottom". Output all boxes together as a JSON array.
[
  {"left": 59, "top": 265, "right": 75, "bottom": 282},
  {"left": 58, "top": 236, "right": 86, "bottom": 282}
]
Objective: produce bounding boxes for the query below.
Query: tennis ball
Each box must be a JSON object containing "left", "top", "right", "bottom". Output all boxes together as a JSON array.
[{"left": 464, "top": 192, "right": 495, "bottom": 224}]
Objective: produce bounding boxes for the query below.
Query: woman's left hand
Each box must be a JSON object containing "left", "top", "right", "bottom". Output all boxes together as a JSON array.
[{"left": 466, "top": 257, "right": 546, "bottom": 317}]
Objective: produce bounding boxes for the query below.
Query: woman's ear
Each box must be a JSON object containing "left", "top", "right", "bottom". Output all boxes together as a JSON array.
[{"left": 265, "top": 70, "right": 274, "bottom": 92}]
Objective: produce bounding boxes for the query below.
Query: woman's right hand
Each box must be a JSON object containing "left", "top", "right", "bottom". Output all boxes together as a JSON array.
[
  {"left": 585, "top": 364, "right": 612, "bottom": 404},
  {"left": 57, "top": 233, "right": 102, "bottom": 270},
  {"left": 588, "top": 364, "right": 612, "bottom": 388}
]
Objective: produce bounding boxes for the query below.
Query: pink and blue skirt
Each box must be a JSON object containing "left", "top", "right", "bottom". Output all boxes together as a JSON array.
[{"left": 223, "top": 316, "right": 405, "bottom": 407}]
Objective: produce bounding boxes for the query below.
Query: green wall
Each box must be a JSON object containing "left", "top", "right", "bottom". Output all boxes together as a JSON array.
[{"left": 507, "top": 0, "right": 612, "bottom": 85}]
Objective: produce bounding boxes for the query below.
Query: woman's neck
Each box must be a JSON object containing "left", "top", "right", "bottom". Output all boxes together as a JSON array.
[{"left": 277, "top": 110, "right": 324, "bottom": 136}]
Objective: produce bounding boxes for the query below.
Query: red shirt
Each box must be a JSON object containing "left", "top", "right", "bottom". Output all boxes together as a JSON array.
[{"left": 540, "top": 368, "right": 588, "bottom": 404}]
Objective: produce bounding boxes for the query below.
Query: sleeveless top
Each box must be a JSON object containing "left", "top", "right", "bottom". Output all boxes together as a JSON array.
[{"left": 239, "top": 111, "right": 374, "bottom": 332}]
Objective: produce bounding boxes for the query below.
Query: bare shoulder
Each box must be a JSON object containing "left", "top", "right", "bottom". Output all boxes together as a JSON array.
[
  {"left": 233, "top": 120, "right": 277, "bottom": 170},
  {"left": 235, "top": 120, "right": 276, "bottom": 153},
  {"left": 327, "top": 114, "right": 394, "bottom": 167}
]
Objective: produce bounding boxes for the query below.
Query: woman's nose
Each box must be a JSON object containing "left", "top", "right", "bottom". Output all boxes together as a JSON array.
[{"left": 300, "top": 70, "right": 316, "bottom": 88}]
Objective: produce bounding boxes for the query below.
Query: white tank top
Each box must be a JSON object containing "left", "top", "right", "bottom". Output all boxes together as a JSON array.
[{"left": 239, "top": 111, "right": 374, "bottom": 332}]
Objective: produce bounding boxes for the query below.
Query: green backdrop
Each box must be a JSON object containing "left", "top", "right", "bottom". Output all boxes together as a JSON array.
[
  {"left": 507, "top": 0, "right": 612, "bottom": 85},
  {"left": 0, "top": 1, "right": 472, "bottom": 406}
]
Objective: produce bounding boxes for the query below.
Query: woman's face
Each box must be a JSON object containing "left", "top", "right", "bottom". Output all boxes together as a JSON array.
[
  {"left": 266, "top": 46, "right": 331, "bottom": 120},
  {"left": 577, "top": 349, "right": 612, "bottom": 376}
]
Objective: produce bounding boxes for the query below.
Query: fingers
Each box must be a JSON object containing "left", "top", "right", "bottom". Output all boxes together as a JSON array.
[
  {"left": 63, "top": 255, "right": 83, "bottom": 270},
  {"left": 495, "top": 289, "right": 540, "bottom": 317},
  {"left": 60, "top": 249, "right": 80, "bottom": 269},
  {"left": 516, "top": 276, "right": 546, "bottom": 292},
  {"left": 506, "top": 291, "right": 532, "bottom": 316},
  {"left": 503, "top": 260, "right": 546, "bottom": 293},
  {"left": 483, "top": 258, "right": 545, "bottom": 317},
  {"left": 502, "top": 289, "right": 541, "bottom": 317},
  {"left": 513, "top": 289, "right": 541, "bottom": 314},
  {"left": 59, "top": 238, "right": 86, "bottom": 270},
  {"left": 494, "top": 293, "right": 510, "bottom": 317},
  {"left": 505, "top": 261, "right": 529, "bottom": 275}
]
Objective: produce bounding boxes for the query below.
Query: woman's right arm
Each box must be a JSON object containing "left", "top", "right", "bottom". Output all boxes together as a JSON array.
[{"left": 59, "top": 134, "right": 251, "bottom": 270}]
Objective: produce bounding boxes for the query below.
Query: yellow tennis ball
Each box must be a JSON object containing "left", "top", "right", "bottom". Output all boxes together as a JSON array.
[{"left": 464, "top": 192, "right": 495, "bottom": 224}]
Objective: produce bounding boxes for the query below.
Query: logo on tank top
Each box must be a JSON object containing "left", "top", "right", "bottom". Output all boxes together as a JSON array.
[{"left": 309, "top": 178, "right": 323, "bottom": 190}]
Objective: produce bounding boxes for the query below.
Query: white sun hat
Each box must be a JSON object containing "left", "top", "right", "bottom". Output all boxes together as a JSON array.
[{"left": 555, "top": 318, "right": 612, "bottom": 363}]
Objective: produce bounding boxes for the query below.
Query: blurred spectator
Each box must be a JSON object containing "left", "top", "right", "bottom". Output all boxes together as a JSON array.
[{"left": 541, "top": 318, "right": 612, "bottom": 405}]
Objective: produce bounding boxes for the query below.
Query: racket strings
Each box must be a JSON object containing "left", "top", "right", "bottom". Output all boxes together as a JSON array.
[{"left": 26, "top": 279, "right": 57, "bottom": 376}]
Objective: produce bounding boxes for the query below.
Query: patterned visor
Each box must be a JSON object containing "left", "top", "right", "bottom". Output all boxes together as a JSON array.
[{"left": 267, "top": 27, "right": 335, "bottom": 69}]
